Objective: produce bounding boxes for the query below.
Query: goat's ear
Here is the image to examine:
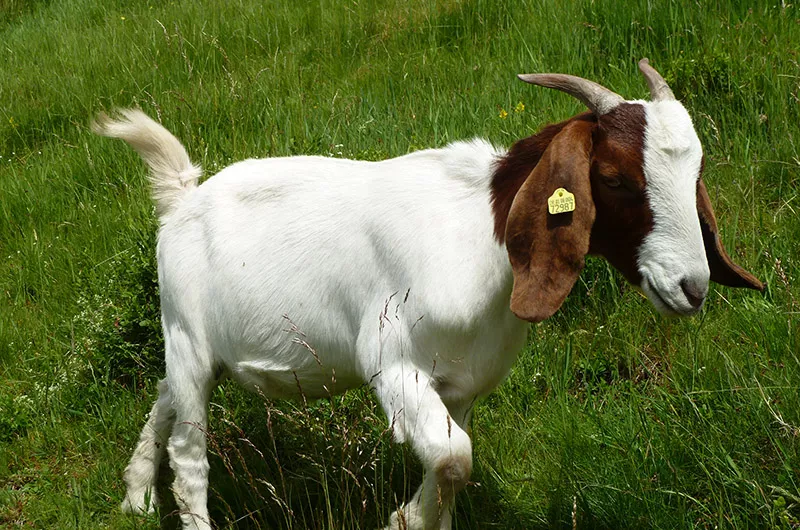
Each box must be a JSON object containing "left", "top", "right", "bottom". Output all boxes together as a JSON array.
[
  {"left": 697, "top": 179, "right": 764, "bottom": 291},
  {"left": 505, "top": 120, "right": 596, "bottom": 322}
]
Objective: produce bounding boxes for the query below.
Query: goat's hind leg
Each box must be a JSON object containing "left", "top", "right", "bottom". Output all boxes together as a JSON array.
[
  {"left": 122, "top": 378, "right": 176, "bottom": 514},
  {"left": 163, "top": 327, "right": 217, "bottom": 530}
]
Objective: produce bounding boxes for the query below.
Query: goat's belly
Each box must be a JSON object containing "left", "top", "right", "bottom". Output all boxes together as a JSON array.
[
  {"left": 202, "top": 286, "right": 366, "bottom": 400},
  {"left": 231, "top": 357, "right": 364, "bottom": 400}
]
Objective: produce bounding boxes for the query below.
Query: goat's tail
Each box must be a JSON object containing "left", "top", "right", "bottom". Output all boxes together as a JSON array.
[{"left": 92, "top": 109, "right": 201, "bottom": 218}]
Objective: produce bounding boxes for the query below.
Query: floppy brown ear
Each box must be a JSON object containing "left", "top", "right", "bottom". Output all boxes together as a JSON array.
[
  {"left": 697, "top": 179, "right": 764, "bottom": 291},
  {"left": 505, "top": 120, "right": 596, "bottom": 322}
]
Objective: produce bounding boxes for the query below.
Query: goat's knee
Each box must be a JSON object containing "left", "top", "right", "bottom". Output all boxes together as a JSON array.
[
  {"left": 434, "top": 449, "right": 472, "bottom": 495},
  {"left": 418, "top": 420, "right": 472, "bottom": 491}
]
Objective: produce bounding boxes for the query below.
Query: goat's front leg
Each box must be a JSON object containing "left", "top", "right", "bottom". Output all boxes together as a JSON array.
[{"left": 373, "top": 364, "right": 473, "bottom": 530}]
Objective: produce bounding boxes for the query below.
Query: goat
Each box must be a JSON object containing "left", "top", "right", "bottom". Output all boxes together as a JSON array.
[{"left": 93, "top": 59, "right": 762, "bottom": 530}]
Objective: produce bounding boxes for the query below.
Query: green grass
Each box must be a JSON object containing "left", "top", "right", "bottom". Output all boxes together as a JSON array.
[{"left": 1, "top": 0, "right": 799, "bottom": 528}]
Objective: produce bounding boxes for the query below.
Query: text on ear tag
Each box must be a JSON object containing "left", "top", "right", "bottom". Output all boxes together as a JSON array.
[{"left": 547, "top": 188, "right": 576, "bottom": 215}]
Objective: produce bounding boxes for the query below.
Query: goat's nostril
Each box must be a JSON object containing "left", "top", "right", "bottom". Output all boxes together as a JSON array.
[{"left": 680, "top": 279, "right": 707, "bottom": 309}]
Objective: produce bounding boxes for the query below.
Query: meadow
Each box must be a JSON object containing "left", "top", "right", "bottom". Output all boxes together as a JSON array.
[{"left": 1, "top": 0, "right": 798, "bottom": 528}]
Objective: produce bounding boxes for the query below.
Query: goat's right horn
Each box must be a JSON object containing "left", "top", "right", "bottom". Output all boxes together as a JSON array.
[
  {"left": 638, "top": 58, "right": 675, "bottom": 101},
  {"left": 518, "top": 73, "right": 624, "bottom": 116}
]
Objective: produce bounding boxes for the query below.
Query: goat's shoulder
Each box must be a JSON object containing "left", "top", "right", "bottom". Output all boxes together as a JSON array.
[{"left": 412, "top": 138, "right": 504, "bottom": 187}]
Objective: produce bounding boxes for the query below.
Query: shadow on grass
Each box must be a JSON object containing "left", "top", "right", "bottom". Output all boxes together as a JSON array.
[{"left": 142, "top": 383, "right": 547, "bottom": 530}]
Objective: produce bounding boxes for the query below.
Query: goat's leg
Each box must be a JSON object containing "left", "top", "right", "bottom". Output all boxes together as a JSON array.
[
  {"left": 374, "top": 365, "right": 473, "bottom": 530},
  {"left": 163, "top": 329, "right": 216, "bottom": 530},
  {"left": 121, "top": 378, "right": 176, "bottom": 513}
]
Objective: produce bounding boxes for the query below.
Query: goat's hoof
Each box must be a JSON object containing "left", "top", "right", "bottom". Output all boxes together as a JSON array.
[{"left": 384, "top": 507, "right": 427, "bottom": 530}]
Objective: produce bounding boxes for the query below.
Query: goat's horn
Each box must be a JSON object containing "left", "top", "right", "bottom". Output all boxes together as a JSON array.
[
  {"left": 517, "top": 73, "right": 624, "bottom": 115},
  {"left": 638, "top": 58, "right": 675, "bottom": 101}
]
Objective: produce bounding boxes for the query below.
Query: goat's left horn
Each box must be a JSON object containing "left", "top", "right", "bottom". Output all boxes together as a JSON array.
[
  {"left": 518, "top": 73, "right": 624, "bottom": 116},
  {"left": 638, "top": 58, "right": 675, "bottom": 101}
]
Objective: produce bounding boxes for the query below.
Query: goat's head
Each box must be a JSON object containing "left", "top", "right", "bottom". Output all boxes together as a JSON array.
[{"left": 494, "top": 59, "right": 763, "bottom": 323}]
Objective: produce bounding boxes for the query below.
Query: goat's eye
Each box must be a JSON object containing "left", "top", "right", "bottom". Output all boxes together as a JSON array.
[{"left": 603, "top": 176, "right": 621, "bottom": 188}]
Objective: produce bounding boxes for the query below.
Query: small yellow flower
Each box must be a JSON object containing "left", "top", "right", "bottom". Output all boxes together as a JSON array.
[
  {"left": 499, "top": 109, "right": 508, "bottom": 119},
  {"left": 514, "top": 101, "right": 525, "bottom": 113},
  {"left": 120, "top": 15, "right": 126, "bottom": 20}
]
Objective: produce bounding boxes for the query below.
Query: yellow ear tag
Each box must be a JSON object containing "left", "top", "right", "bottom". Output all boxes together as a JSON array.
[{"left": 547, "top": 188, "right": 576, "bottom": 215}]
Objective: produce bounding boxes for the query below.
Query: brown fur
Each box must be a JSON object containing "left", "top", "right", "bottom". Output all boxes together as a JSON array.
[
  {"left": 491, "top": 101, "right": 761, "bottom": 323},
  {"left": 504, "top": 119, "right": 596, "bottom": 322},
  {"left": 586, "top": 103, "right": 652, "bottom": 285}
]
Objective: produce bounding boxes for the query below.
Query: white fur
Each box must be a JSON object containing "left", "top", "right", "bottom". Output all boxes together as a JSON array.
[
  {"left": 92, "top": 109, "right": 201, "bottom": 217},
  {"left": 637, "top": 100, "right": 709, "bottom": 315}
]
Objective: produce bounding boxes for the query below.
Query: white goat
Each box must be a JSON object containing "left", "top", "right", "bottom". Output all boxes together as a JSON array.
[{"left": 93, "top": 59, "right": 762, "bottom": 530}]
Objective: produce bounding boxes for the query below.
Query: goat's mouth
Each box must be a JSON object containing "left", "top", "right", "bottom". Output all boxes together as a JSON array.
[{"left": 641, "top": 277, "right": 700, "bottom": 317}]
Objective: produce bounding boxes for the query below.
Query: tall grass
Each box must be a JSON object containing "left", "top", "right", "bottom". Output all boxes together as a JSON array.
[{"left": 1, "top": 1, "right": 798, "bottom": 528}]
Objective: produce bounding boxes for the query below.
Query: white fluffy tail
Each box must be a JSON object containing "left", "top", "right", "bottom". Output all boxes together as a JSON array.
[{"left": 92, "top": 109, "right": 201, "bottom": 218}]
